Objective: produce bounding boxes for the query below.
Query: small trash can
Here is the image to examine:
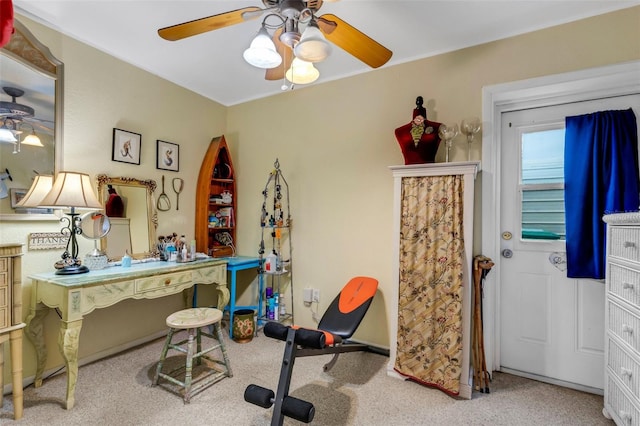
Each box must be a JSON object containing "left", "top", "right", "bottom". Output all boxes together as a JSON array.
[{"left": 232, "top": 309, "right": 255, "bottom": 343}]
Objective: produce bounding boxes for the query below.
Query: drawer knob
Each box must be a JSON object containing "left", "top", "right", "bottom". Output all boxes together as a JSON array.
[
  {"left": 619, "top": 411, "right": 632, "bottom": 423},
  {"left": 621, "top": 367, "right": 633, "bottom": 379},
  {"left": 622, "top": 324, "right": 634, "bottom": 335},
  {"left": 164, "top": 278, "right": 171, "bottom": 285},
  {"left": 623, "top": 241, "right": 636, "bottom": 248},
  {"left": 623, "top": 282, "right": 636, "bottom": 291}
]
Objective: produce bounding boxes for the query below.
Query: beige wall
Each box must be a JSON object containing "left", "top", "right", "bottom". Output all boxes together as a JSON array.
[
  {"left": 227, "top": 7, "right": 640, "bottom": 347},
  {"left": 0, "top": 15, "right": 227, "bottom": 384},
  {"left": 1, "top": 7, "right": 639, "bottom": 387}
]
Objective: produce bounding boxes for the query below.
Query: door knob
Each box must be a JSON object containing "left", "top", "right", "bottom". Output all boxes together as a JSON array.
[{"left": 501, "top": 249, "right": 513, "bottom": 258}]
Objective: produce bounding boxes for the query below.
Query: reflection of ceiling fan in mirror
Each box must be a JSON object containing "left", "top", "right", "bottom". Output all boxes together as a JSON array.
[
  {"left": 158, "top": 0, "right": 392, "bottom": 84},
  {"left": 0, "top": 86, "right": 54, "bottom": 136}
]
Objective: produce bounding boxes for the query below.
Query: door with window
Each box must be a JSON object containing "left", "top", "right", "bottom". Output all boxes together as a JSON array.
[{"left": 500, "top": 94, "right": 640, "bottom": 392}]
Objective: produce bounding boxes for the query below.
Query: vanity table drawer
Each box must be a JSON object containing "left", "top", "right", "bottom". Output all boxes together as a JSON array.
[
  {"left": 135, "top": 271, "right": 192, "bottom": 293},
  {"left": 610, "top": 227, "right": 640, "bottom": 263},
  {"left": 192, "top": 264, "right": 226, "bottom": 285}
]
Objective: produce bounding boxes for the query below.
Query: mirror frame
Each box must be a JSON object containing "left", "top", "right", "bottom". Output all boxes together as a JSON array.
[
  {"left": 0, "top": 19, "right": 63, "bottom": 221},
  {"left": 96, "top": 174, "right": 158, "bottom": 260}
]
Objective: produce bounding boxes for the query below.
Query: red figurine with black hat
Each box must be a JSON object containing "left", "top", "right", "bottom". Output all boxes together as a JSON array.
[{"left": 395, "top": 96, "right": 442, "bottom": 164}]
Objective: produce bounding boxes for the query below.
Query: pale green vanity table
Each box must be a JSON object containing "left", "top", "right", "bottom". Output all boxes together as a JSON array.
[{"left": 24, "top": 258, "right": 228, "bottom": 409}]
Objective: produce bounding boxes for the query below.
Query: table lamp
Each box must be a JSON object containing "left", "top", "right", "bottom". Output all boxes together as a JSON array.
[{"left": 19, "top": 172, "right": 102, "bottom": 274}]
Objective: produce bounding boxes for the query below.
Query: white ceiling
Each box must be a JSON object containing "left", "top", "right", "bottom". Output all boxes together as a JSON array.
[{"left": 13, "top": 0, "right": 640, "bottom": 107}]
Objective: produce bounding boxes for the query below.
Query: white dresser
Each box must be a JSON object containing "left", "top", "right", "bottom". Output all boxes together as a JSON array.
[{"left": 603, "top": 213, "right": 640, "bottom": 425}]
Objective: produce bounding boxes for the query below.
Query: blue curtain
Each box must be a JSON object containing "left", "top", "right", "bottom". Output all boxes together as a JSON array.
[{"left": 564, "top": 108, "right": 639, "bottom": 279}]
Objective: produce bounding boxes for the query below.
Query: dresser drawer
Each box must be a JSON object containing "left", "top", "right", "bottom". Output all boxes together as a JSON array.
[
  {"left": 610, "top": 227, "right": 640, "bottom": 263},
  {"left": 607, "top": 375, "right": 640, "bottom": 426},
  {"left": 608, "top": 337, "right": 640, "bottom": 400},
  {"left": 0, "top": 270, "right": 7, "bottom": 287},
  {"left": 0, "top": 285, "right": 6, "bottom": 308},
  {"left": 609, "top": 300, "right": 640, "bottom": 353},
  {"left": 135, "top": 271, "right": 192, "bottom": 293},
  {"left": 0, "top": 257, "right": 7, "bottom": 272},
  {"left": 0, "top": 306, "right": 7, "bottom": 329},
  {"left": 609, "top": 264, "right": 640, "bottom": 307}
]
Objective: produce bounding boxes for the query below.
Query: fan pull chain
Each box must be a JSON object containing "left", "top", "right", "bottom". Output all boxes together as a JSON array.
[{"left": 281, "top": 44, "right": 293, "bottom": 91}]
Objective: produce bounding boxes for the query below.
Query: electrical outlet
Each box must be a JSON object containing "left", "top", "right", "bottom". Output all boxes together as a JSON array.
[
  {"left": 312, "top": 289, "right": 320, "bottom": 303},
  {"left": 303, "top": 288, "right": 313, "bottom": 303}
]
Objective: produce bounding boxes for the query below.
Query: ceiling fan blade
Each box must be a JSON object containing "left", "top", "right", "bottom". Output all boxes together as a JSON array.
[
  {"left": 26, "top": 119, "right": 53, "bottom": 133},
  {"left": 158, "top": 7, "right": 263, "bottom": 41},
  {"left": 265, "top": 29, "right": 294, "bottom": 81},
  {"left": 317, "top": 14, "right": 392, "bottom": 68}
]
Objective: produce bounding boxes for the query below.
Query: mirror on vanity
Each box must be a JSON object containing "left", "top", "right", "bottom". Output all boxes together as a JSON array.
[
  {"left": 96, "top": 175, "right": 157, "bottom": 260},
  {"left": 0, "top": 19, "right": 63, "bottom": 219}
]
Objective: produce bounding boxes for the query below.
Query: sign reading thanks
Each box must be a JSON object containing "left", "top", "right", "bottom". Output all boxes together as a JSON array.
[{"left": 28, "top": 232, "right": 69, "bottom": 250}]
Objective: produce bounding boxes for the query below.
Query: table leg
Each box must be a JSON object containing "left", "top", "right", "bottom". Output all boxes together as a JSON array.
[
  {"left": 58, "top": 319, "right": 83, "bottom": 410},
  {"left": 24, "top": 305, "right": 50, "bottom": 388},
  {"left": 228, "top": 269, "right": 237, "bottom": 338},
  {"left": 217, "top": 285, "right": 230, "bottom": 314},
  {"left": 0, "top": 337, "right": 4, "bottom": 409},
  {"left": 9, "top": 328, "right": 24, "bottom": 420}
]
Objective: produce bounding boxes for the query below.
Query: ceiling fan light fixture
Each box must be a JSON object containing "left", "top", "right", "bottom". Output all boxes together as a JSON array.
[
  {"left": 0, "top": 124, "right": 17, "bottom": 143},
  {"left": 22, "top": 133, "right": 43, "bottom": 147},
  {"left": 243, "top": 27, "right": 283, "bottom": 69},
  {"left": 294, "top": 20, "right": 331, "bottom": 62},
  {"left": 19, "top": 122, "right": 44, "bottom": 147},
  {"left": 285, "top": 57, "right": 319, "bottom": 84}
]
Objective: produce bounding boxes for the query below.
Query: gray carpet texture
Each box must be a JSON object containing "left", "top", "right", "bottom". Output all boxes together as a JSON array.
[{"left": 1, "top": 327, "right": 612, "bottom": 425}]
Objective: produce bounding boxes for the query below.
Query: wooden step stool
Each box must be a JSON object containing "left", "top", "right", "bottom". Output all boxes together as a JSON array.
[{"left": 152, "top": 307, "right": 233, "bottom": 403}]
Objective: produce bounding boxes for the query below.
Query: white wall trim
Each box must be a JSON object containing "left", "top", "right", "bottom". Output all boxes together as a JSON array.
[{"left": 481, "top": 60, "right": 640, "bottom": 372}]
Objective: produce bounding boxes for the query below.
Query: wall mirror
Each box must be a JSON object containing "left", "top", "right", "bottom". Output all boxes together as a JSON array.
[
  {"left": 96, "top": 175, "right": 157, "bottom": 260},
  {"left": 0, "top": 19, "right": 63, "bottom": 220}
]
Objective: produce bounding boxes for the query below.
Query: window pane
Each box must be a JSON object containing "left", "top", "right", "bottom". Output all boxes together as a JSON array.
[
  {"left": 522, "top": 129, "right": 564, "bottom": 184},
  {"left": 522, "top": 188, "right": 565, "bottom": 239},
  {"left": 521, "top": 128, "right": 566, "bottom": 240}
]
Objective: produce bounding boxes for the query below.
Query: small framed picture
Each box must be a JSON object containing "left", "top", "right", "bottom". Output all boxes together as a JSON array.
[
  {"left": 10, "top": 188, "right": 27, "bottom": 208},
  {"left": 156, "top": 140, "right": 179, "bottom": 172},
  {"left": 112, "top": 128, "right": 141, "bottom": 165}
]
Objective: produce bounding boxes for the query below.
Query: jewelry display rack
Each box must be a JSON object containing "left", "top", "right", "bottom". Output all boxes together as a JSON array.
[{"left": 257, "top": 159, "right": 294, "bottom": 328}]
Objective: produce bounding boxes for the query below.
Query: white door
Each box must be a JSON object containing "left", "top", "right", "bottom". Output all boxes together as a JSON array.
[{"left": 499, "top": 94, "right": 640, "bottom": 392}]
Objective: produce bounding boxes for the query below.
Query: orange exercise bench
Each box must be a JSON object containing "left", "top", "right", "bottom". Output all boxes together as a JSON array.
[{"left": 244, "top": 276, "right": 379, "bottom": 425}]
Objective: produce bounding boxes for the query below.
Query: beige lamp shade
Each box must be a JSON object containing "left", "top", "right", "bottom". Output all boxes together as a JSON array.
[
  {"left": 39, "top": 171, "right": 102, "bottom": 209},
  {"left": 15, "top": 175, "right": 54, "bottom": 207}
]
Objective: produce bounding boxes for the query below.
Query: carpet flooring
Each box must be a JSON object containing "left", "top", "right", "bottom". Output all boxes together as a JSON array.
[{"left": 1, "top": 327, "right": 613, "bottom": 425}]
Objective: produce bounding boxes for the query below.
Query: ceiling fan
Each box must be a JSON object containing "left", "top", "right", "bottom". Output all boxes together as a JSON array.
[
  {"left": 0, "top": 86, "right": 53, "bottom": 148},
  {"left": 158, "top": 0, "right": 392, "bottom": 83},
  {"left": 0, "top": 86, "right": 54, "bottom": 133}
]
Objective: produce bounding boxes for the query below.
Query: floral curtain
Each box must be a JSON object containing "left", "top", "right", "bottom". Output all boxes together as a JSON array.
[{"left": 394, "top": 174, "right": 465, "bottom": 396}]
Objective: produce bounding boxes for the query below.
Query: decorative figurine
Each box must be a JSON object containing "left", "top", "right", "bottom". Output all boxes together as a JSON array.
[{"left": 395, "top": 96, "right": 442, "bottom": 164}]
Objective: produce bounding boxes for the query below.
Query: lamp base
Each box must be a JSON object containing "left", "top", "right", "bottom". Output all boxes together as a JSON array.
[{"left": 55, "top": 264, "right": 90, "bottom": 275}]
